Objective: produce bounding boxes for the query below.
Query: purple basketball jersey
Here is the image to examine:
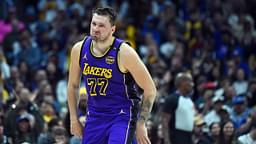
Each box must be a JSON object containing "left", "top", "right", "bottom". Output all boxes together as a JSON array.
[
  {"left": 79, "top": 36, "right": 139, "bottom": 144},
  {"left": 79, "top": 36, "right": 140, "bottom": 113}
]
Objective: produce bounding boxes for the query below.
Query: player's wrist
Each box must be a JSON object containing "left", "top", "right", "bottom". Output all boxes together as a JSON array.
[{"left": 70, "top": 115, "right": 79, "bottom": 122}]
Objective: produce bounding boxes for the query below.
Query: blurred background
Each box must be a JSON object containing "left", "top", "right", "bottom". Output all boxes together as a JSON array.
[{"left": 0, "top": 0, "right": 256, "bottom": 144}]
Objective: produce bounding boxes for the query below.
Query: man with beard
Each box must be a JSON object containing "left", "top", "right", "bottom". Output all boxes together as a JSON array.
[
  {"left": 67, "top": 6, "right": 156, "bottom": 144},
  {"left": 162, "top": 73, "right": 195, "bottom": 144}
]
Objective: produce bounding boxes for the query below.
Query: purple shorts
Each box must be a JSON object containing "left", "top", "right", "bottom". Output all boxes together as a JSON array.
[{"left": 82, "top": 108, "right": 137, "bottom": 144}]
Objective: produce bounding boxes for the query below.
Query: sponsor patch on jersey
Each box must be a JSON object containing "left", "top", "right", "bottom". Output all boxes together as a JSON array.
[{"left": 106, "top": 56, "right": 115, "bottom": 64}]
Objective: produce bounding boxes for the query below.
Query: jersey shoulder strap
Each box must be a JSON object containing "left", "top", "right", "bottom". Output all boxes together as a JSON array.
[
  {"left": 79, "top": 36, "right": 91, "bottom": 68},
  {"left": 113, "top": 38, "right": 124, "bottom": 50}
]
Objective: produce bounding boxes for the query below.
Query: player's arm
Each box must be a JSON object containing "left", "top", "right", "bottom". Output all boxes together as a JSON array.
[
  {"left": 120, "top": 43, "right": 156, "bottom": 143},
  {"left": 119, "top": 43, "right": 156, "bottom": 122},
  {"left": 67, "top": 41, "right": 83, "bottom": 136}
]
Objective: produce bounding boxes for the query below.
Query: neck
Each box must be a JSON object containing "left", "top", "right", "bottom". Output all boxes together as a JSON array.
[
  {"left": 92, "top": 36, "right": 114, "bottom": 51},
  {"left": 224, "top": 135, "right": 231, "bottom": 142},
  {"left": 178, "top": 90, "right": 189, "bottom": 97}
]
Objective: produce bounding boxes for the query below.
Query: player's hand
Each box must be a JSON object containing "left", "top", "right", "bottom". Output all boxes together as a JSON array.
[
  {"left": 136, "top": 120, "right": 151, "bottom": 144},
  {"left": 70, "top": 119, "right": 83, "bottom": 138}
]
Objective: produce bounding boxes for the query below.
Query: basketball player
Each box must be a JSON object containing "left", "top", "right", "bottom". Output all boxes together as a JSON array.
[{"left": 67, "top": 6, "right": 156, "bottom": 144}]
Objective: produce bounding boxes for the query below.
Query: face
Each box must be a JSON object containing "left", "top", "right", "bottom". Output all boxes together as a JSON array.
[
  {"left": 46, "top": 62, "right": 56, "bottom": 74},
  {"left": 11, "top": 66, "right": 20, "bottom": 79},
  {"left": 90, "top": 13, "right": 115, "bottom": 42},
  {"left": 211, "top": 123, "right": 220, "bottom": 136},
  {"left": 18, "top": 120, "right": 30, "bottom": 132},
  {"left": 19, "top": 88, "right": 30, "bottom": 102},
  {"left": 182, "top": 78, "right": 194, "bottom": 94},
  {"left": 223, "top": 122, "right": 234, "bottom": 137},
  {"left": 237, "top": 68, "right": 245, "bottom": 81},
  {"left": 194, "top": 125, "right": 203, "bottom": 135}
]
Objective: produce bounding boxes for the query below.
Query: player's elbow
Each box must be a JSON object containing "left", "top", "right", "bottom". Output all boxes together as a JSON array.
[
  {"left": 151, "top": 86, "right": 157, "bottom": 98},
  {"left": 144, "top": 85, "right": 157, "bottom": 100}
]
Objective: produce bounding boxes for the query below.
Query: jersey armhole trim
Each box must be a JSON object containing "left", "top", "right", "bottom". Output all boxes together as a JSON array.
[
  {"left": 79, "top": 36, "right": 88, "bottom": 69},
  {"left": 117, "top": 42, "right": 129, "bottom": 74}
]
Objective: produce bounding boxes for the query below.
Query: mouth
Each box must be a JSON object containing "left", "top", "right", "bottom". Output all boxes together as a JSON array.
[{"left": 92, "top": 32, "right": 100, "bottom": 36}]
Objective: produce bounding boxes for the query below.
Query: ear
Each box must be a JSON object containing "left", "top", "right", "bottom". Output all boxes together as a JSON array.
[{"left": 111, "top": 26, "right": 116, "bottom": 34}]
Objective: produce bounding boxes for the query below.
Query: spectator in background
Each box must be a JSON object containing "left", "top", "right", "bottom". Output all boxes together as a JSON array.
[
  {"left": 0, "top": 50, "right": 10, "bottom": 80},
  {"left": 4, "top": 87, "right": 44, "bottom": 143},
  {"left": 206, "top": 122, "right": 221, "bottom": 144},
  {"left": 224, "top": 86, "right": 237, "bottom": 108},
  {"left": 0, "top": 7, "right": 24, "bottom": 43},
  {"left": 232, "top": 68, "right": 248, "bottom": 95},
  {"left": 204, "top": 95, "right": 226, "bottom": 126},
  {"left": 6, "top": 66, "right": 20, "bottom": 91},
  {"left": 37, "top": 118, "right": 63, "bottom": 144},
  {"left": 56, "top": 72, "right": 68, "bottom": 114},
  {"left": 31, "top": 69, "right": 48, "bottom": 91},
  {"left": 192, "top": 114, "right": 211, "bottom": 144},
  {"left": 0, "top": 112, "right": 9, "bottom": 144},
  {"left": 52, "top": 126, "right": 68, "bottom": 144},
  {"left": 17, "top": 29, "right": 41, "bottom": 71},
  {"left": 14, "top": 113, "right": 36, "bottom": 144},
  {"left": 238, "top": 116, "right": 256, "bottom": 144},
  {"left": 39, "top": 100, "right": 57, "bottom": 124},
  {"left": 45, "top": 61, "right": 62, "bottom": 93},
  {"left": 217, "top": 120, "right": 239, "bottom": 144},
  {"left": 18, "top": 61, "right": 31, "bottom": 88},
  {"left": 162, "top": 72, "right": 195, "bottom": 144},
  {"left": 247, "top": 80, "right": 256, "bottom": 108},
  {"left": 195, "top": 89, "right": 214, "bottom": 115},
  {"left": 230, "top": 96, "right": 251, "bottom": 130},
  {"left": 160, "top": 23, "right": 182, "bottom": 62}
]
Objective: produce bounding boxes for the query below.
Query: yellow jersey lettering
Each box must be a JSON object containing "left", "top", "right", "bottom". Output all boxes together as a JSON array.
[
  {"left": 89, "top": 66, "right": 96, "bottom": 75},
  {"left": 100, "top": 69, "right": 107, "bottom": 77},
  {"left": 83, "top": 63, "right": 89, "bottom": 75},
  {"left": 105, "top": 69, "right": 112, "bottom": 79},
  {"left": 84, "top": 65, "right": 91, "bottom": 75},
  {"left": 95, "top": 68, "right": 101, "bottom": 76},
  {"left": 83, "top": 63, "right": 112, "bottom": 79}
]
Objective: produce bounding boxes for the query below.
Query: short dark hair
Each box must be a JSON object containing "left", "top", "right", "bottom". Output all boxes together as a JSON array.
[
  {"left": 92, "top": 6, "right": 117, "bottom": 26},
  {"left": 174, "top": 72, "right": 193, "bottom": 87}
]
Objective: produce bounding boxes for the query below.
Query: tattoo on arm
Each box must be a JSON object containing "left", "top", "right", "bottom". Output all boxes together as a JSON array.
[{"left": 138, "top": 99, "right": 153, "bottom": 122}]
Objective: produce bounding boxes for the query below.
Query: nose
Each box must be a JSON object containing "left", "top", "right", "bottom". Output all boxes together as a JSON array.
[{"left": 92, "top": 24, "right": 100, "bottom": 31}]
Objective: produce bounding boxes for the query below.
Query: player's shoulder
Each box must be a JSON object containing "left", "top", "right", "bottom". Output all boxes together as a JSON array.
[
  {"left": 72, "top": 37, "right": 86, "bottom": 53},
  {"left": 74, "top": 40, "right": 83, "bottom": 48},
  {"left": 119, "top": 41, "right": 136, "bottom": 56}
]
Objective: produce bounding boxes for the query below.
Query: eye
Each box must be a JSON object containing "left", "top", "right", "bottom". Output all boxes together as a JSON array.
[
  {"left": 92, "top": 22, "right": 96, "bottom": 26},
  {"left": 99, "top": 24, "right": 105, "bottom": 28}
]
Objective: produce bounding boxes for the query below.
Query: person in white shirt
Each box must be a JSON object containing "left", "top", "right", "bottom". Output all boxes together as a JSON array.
[{"left": 238, "top": 119, "right": 256, "bottom": 144}]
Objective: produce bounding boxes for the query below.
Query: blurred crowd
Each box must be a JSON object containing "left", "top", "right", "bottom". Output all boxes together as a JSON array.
[{"left": 0, "top": 0, "right": 256, "bottom": 144}]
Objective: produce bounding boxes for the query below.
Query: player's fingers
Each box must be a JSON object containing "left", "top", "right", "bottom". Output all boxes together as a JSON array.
[
  {"left": 78, "top": 130, "right": 83, "bottom": 138},
  {"left": 137, "top": 137, "right": 142, "bottom": 144},
  {"left": 71, "top": 127, "right": 82, "bottom": 138},
  {"left": 137, "top": 136, "right": 150, "bottom": 144},
  {"left": 140, "top": 136, "right": 151, "bottom": 144},
  {"left": 145, "top": 137, "right": 151, "bottom": 144}
]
